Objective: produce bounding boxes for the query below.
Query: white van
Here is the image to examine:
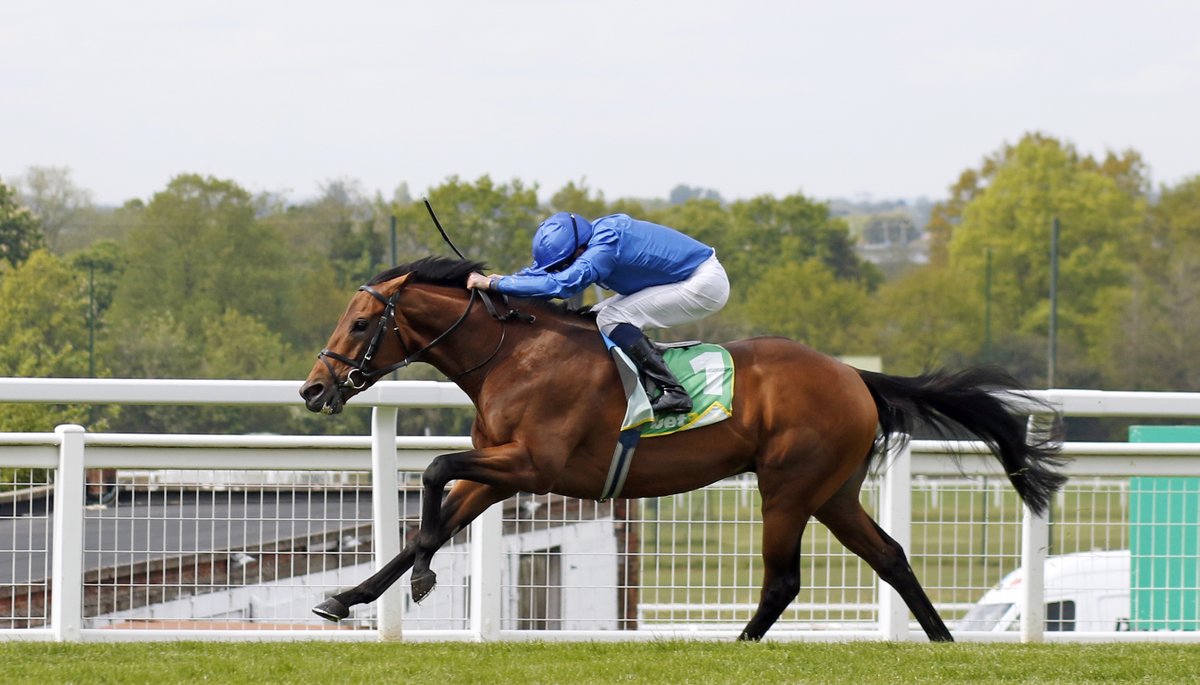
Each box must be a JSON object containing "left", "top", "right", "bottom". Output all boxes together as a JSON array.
[{"left": 957, "top": 550, "right": 1131, "bottom": 633}]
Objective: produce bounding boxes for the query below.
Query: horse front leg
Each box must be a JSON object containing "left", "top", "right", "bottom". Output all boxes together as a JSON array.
[
  {"left": 313, "top": 480, "right": 513, "bottom": 621},
  {"left": 411, "top": 444, "right": 536, "bottom": 603}
]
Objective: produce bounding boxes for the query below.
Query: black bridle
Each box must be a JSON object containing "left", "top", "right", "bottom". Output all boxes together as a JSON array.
[{"left": 317, "top": 282, "right": 533, "bottom": 391}]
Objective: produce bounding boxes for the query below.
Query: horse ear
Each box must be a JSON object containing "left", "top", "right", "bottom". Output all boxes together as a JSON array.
[{"left": 376, "top": 272, "right": 412, "bottom": 295}]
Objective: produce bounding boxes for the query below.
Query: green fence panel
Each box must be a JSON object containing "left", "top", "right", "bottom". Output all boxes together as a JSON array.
[{"left": 1129, "top": 426, "right": 1200, "bottom": 631}]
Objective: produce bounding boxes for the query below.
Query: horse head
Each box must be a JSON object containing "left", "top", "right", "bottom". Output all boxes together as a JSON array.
[
  {"left": 301, "top": 256, "right": 504, "bottom": 414},
  {"left": 300, "top": 272, "right": 413, "bottom": 414}
]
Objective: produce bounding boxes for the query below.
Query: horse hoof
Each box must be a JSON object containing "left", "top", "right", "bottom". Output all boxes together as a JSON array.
[
  {"left": 411, "top": 570, "right": 437, "bottom": 603},
  {"left": 313, "top": 597, "right": 350, "bottom": 622}
]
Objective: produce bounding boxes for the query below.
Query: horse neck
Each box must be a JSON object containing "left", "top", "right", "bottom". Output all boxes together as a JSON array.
[
  {"left": 393, "top": 286, "right": 515, "bottom": 396},
  {"left": 396, "top": 286, "right": 595, "bottom": 397}
]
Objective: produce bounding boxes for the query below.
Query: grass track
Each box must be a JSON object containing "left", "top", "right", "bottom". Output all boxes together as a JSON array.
[{"left": 3, "top": 641, "right": 1199, "bottom": 684}]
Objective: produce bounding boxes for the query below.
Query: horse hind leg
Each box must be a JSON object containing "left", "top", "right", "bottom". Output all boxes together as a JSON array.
[
  {"left": 815, "top": 492, "right": 953, "bottom": 642},
  {"left": 739, "top": 500, "right": 811, "bottom": 641}
]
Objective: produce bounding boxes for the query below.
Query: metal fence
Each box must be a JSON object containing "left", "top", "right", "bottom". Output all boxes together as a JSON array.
[{"left": 2, "top": 379, "right": 1200, "bottom": 643}]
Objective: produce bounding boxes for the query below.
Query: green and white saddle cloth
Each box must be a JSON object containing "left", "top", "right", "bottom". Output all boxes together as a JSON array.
[
  {"left": 641, "top": 343, "right": 735, "bottom": 437},
  {"left": 601, "top": 339, "right": 736, "bottom": 500}
]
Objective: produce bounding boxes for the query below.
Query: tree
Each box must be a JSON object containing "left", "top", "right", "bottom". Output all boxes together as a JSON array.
[
  {"left": 15, "top": 166, "right": 95, "bottom": 253},
  {"left": 941, "top": 134, "right": 1146, "bottom": 386},
  {"left": 870, "top": 264, "right": 985, "bottom": 375},
  {"left": 0, "top": 181, "right": 44, "bottom": 268},
  {"left": 392, "top": 176, "right": 541, "bottom": 273},
  {"left": 0, "top": 250, "right": 116, "bottom": 432},
  {"left": 548, "top": 180, "right": 610, "bottom": 220},
  {"left": 651, "top": 197, "right": 734, "bottom": 253},
  {"left": 303, "top": 177, "right": 386, "bottom": 288},
  {"left": 70, "top": 239, "right": 126, "bottom": 322},
  {"left": 188, "top": 310, "right": 301, "bottom": 434},
  {"left": 1146, "top": 175, "right": 1200, "bottom": 261},
  {"left": 108, "top": 174, "right": 296, "bottom": 341},
  {"left": 1098, "top": 175, "right": 1200, "bottom": 390},
  {"left": 741, "top": 259, "right": 871, "bottom": 355},
  {"left": 0, "top": 250, "right": 88, "bottom": 375},
  {"left": 731, "top": 194, "right": 880, "bottom": 287},
  {"left": 254, "top": 179, "right": 384, "bottom": 351},
  {"left": 102, "top": 309, "right": 307, "bottom": 434},
  {"left": 668, "top": 184, "right": 723, "bottom": 205}
]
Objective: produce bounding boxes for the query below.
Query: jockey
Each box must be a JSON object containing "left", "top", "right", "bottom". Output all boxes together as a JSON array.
[{"left": 467, "top": 212, "right": 730, "bottom": 415}]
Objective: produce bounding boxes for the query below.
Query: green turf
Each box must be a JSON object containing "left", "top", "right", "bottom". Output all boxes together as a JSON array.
[{"left": 1, "top": 641, "right": 1197, "bottom": 684}]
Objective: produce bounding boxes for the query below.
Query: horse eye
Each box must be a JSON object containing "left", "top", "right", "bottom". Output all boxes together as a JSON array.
[{"left": 352, "top": 319, "right": 369, "bottom": 333}]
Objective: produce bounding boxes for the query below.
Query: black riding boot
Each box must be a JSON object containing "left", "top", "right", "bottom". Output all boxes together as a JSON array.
[{"left": 622, "top": 335, "right": 693, "bottom": 415}]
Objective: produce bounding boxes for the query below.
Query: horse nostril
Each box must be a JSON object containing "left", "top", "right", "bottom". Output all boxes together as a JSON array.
[{"left": 300, "top": 382, "right": 325, "bottom": 402}]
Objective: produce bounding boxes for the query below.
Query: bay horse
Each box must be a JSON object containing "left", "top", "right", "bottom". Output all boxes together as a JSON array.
[{"left": 299, "top": 256, "right": 1065, "bottom": 641}]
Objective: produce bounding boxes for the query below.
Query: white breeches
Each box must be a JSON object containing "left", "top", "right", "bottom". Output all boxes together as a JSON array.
[{"left": 593, "top": 254, "right": 730, "bottom": 335}]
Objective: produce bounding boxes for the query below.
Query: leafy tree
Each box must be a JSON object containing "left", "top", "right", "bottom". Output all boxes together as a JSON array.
[
  {"left": 392, "top": 176, "right": 541, "bottom": 273},
  {"left": 254, "top": 181, "right": 383, "bottom": 352},
  {"left": 303, "top": 178, "right": 386, "bottom": 287},
  {"left": 63, "top": 199, "right": 146, "bottom": 251},
  {"left": 107, "top": 174, "right": 296, "bottom": 342},
  {"left": 668, "top": 184, "right": 723, "bottom": 205},
  {"left": 103, "top": 309, "right": 306, "bottom": 434},
  {"left": 870, "top": 264, "right": 984, "bottom": 374},
  {"left": 651, "top": 198, "right": 734, "bottom": 253},
  {"left": 189, "top": 310, "right": 301, "bottom": 434},
  {"left": 70, "top": 239, "right": 126, "bottom": 323},
  {"left": 931, "top": 133, "right": 1147, "bottom": 386},
  {"left": 927, "top": 163, "right": 995, "bottom": 266},
  {"left": 1146, "top": 175, "right": 1200, "bottom": 261},
  {"left": 102, "top": 310, "right": 196, "bottom": 379},
  {"left": 0, "top": 250, "right": 90, "bottom": 376},
  {"left": 652, "top": 193, "right": 881, "bottom": 343},
  {"left": 548, "top": 180, "right": 610, "bottom": 220},
  {"left": 606, "top": 198, "right": 651, "bottom": 217},
  {"left": 15, "top": 166, "right": 95, "bottom": 253},
  {"left": 1082, "top": 149, "right": 1151, "bottom": 200},
  {"left": 725, "top": 193, "right": 881, "bottom": 291},
  {"left": 0, "top": 250, "right": 116, "bottom": 432},
  {"left": 741, "top": 259, "right": 871, "bottom": 354},
  {"left": 0, "top": 181, "right": 44, "bottom": 268},
  {"left": 1097, "top": 176, "right": 1200, "bottom": 390}
]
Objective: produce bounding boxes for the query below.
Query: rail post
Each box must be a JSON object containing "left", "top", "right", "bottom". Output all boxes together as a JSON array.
[
  {"left": 51, "top": 424, "right": 86, "bottom": 642},
  {"left": 879, "top": 439, "right": 913, "bottom": 640},
  {"left": 1020, "top": 505, "right": 1050, "bottom": 642},
  {"left": 371, "top": 407, "right": 404, "bottom": 641},
  {"left": 470, "top": 503, "right": 503, "bottom": 640},
  {"left": 1020, "top": 413, "right": 1054, "bottom": 643}
]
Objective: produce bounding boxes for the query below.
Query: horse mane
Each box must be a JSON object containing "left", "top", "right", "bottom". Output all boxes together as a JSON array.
[
  {"left": 368, "top": 256, "right": 596, "bottom": 322},
  {"left": 369, "top": 256, "right": 485, "bottom": 287}
]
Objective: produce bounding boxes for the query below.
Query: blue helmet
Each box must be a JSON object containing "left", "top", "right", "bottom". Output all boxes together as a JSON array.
[{"left": 529, "top": 212, "right": 593, "bottom": 273}]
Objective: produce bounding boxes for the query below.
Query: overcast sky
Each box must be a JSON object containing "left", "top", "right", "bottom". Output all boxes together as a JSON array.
[{"left": 4, "top": 1, "right": 1199, "bottom": 207}]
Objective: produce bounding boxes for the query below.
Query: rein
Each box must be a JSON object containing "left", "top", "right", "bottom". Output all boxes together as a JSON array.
[{"left": 318, "top": 284, "right": 534, "bottom": 390}]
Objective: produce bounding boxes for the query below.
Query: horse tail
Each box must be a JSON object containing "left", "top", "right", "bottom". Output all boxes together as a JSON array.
[{"left": 857, "top": 367, "right": 1066, "bottom": 515}]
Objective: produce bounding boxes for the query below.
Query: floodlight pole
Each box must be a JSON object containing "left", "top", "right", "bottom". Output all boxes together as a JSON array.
[{"left": 1047, "top": 218, "right": 1060, "bottom": 388}]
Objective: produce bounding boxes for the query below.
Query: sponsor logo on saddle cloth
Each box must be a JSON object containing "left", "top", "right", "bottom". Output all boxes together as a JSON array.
[{"left": 598, "top": 338, "right": 735, "bottom": 500}]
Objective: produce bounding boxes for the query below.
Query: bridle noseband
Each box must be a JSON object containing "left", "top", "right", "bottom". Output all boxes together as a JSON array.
[{"left": 318, "top": 283, "right": 533, "bottom": 392}]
